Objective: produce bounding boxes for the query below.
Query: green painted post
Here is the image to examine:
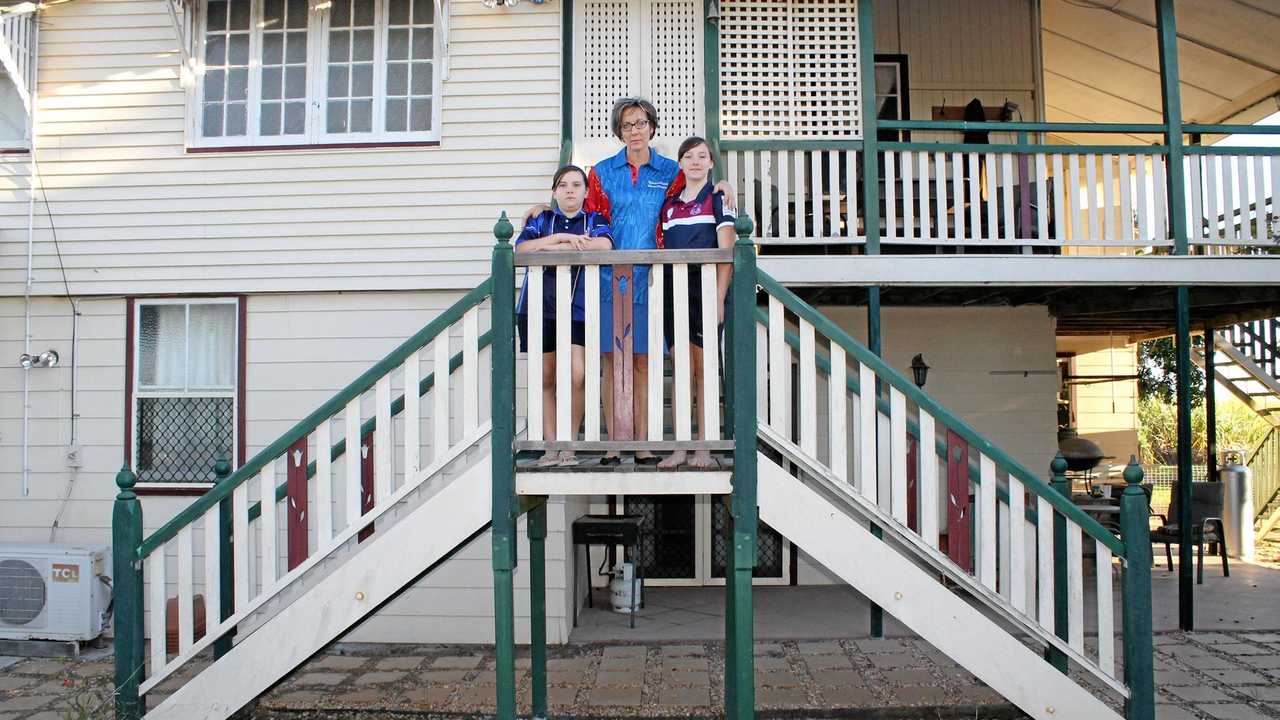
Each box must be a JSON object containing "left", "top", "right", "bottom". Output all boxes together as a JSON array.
[
  {"left": 560, "top": 0, "right": 573, "bottom": 159},
  {"left": 727, "top": 213, "right": 758, "bottom": 720},
  {"left": 1120, "top": 457, "right": 1155, "bottom": 720},
  {"left": 704, "top": 0, "right": 721, "bottom": 177},
  {"left": 528, "top": 501, "right": 548, "bottom": 720},
  {"left": 1047, "top": 452, "right": 1070, "bottom": 674},
  {"left": 491, "top": 212, "right": 519, "bottom": 720},
  {"left": 213, "top": 454, "right": 235, "bottom": 658},
  {"left": 867, "top": 285, "right": 884, "bottom": 639},
  {"left": 112, "top": 466, "right": 144, "bottom": 720},
  {"left": 1204, "top": 322, "right": 1218, "bottom": 483},
  {"left": 1174, "top": 287, "right": 1194, "bottom": 629}
]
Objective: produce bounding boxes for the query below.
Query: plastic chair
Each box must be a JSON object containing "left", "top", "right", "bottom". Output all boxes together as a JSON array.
[{"left": 1149, "top": 482, "right": 1229, "bottom": 583}]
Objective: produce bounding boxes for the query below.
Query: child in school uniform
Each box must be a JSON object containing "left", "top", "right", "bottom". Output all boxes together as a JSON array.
[
  {"left": 656, "top": 137, "right": 736, "bottom": 469},
  {"left": 515, "top": 165, "right": 614, "bottom": 465}
]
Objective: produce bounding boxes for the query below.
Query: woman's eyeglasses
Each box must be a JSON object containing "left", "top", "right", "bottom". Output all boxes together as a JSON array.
[{"left": 620, "top": 119, "right": 650, "bottom": 132}]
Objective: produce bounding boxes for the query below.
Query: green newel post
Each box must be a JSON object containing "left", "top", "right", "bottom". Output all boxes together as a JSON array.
[
  {"left": 1047, "top": 452, "right": 1070, "bottom": 674},
  {"left": 528, "top": 501, "right": 548, "bottom": 720},
  {"left": 213, "top": 454, "right": 235, "bottom": 658},
  {"left": 490, "top": 212, "right": 519, "bottom": 720},
  {"left": 112, "top": 466, "right": 144, "bottom": 720},
  {"left": 1120, "top": 457, "right": 1155, "bottom": 720},
  {"left": 726, "top": 213, "right": 758, "bottom": 720}
]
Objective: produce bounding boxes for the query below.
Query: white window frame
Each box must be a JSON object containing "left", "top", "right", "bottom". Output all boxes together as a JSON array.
[
  {"left": 132, "top": 297, "right": 240, "bottom": 488},
  {"left": 186, "top": 0, "right": 444, "bottom": 149}
]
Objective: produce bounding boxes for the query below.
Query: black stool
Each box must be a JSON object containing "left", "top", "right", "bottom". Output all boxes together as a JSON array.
[{"left": 571, "top": 514, "right": 645, "bottom": 628}]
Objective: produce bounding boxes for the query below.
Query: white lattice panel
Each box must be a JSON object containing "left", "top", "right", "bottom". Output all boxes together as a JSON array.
[
  {"left": 578, "top": 0, "right": 636, "bottom": 142},
  {"left": 720, "top": 0, "right": 861, "bottom": 139},
  {"left": 648, "top": 0, "right": 701, "bottom": 141}
]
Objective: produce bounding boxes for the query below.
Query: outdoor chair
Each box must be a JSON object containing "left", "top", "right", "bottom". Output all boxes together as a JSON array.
[{"left": 1149, "top": 482, "right": 1229, "bottom": 584}]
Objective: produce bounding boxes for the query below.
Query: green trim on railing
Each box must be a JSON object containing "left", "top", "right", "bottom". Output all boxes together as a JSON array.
[
  {"left": 720, "top": 139, "right": 863, "bottom": 152},
  {"left": 245, "top": 330, "right": 497, "bottom": 522},
  {"left": 112, "top": 467, "right": 143, "bottom": 720},
  {"left": 880, "top": 120, "right": 1166, "bottom": 134},
  {"left": 1184, "top": 124, "right": 1280, "bottom": 136},
  {"left": 559, "top": 137, "right": 574, "bottom": 168},
  {"left": 880, "top": 142, "right": 1167, "bottom": 155},
  {"left": 1185, "top": 145, "right": 1280, "bottom": 156},
  {"left": 138, "top": 280, "right": 494, "bottom": 559},
  {"left": 1119, "top": 458, "right": 1155, "bottom": 720},
  {"left": 758, "top": 271, "right": 1125, "bottom": 555},
  {"left": 560, "top": 0, "right": 572, "bottom": 163}
]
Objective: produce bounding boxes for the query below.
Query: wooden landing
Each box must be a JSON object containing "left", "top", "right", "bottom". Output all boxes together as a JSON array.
[{"left": 515, "top": 452, "right": 733, "bottom": 496}]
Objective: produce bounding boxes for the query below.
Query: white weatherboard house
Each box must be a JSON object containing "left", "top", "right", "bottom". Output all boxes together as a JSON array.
[{"left": 1, "top": 1, "right": 1279, "bottom": 719}]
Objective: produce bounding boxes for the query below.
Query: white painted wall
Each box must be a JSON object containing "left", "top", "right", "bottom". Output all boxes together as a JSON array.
[{"left": 1058, "top": 336, "right": 1140, "bottom": 463}]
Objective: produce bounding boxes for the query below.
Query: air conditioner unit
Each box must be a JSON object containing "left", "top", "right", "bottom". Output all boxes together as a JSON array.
[{"left": 0, "top": 543, "right": 111, "bottom": 642}]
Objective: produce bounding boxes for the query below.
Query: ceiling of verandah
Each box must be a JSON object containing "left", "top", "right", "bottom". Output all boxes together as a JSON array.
[{"left": 1040, "top": 0, "right": 1280, "bottom": 145}]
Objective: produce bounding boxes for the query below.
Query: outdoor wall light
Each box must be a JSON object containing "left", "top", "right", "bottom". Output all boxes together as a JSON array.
[
  {"left": 18, "top": 349, "right": 59, "bottom": 369},
  {"left": 910, "top": 354, "right": 929, "bottom": 389}
]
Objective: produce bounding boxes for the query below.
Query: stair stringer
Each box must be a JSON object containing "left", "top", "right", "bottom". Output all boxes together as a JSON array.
[
  {"left": 145, "top": 455, "right": 492, "bottom": 720},
  {"left": 757, "top": 453, "right": 1121, "bottom": 720}
]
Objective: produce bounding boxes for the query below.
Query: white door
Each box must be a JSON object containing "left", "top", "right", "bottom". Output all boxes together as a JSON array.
[{"left": 572, "top": 0, "right": 705, "bottom": 166}]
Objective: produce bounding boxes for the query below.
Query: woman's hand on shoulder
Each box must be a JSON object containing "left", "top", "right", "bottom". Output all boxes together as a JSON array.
[
  {"left": 522, "top": 204, "right": 551, "bottom": 226},
  {"left": 713, "top": 180, "right": 737, "bottom": 210}
]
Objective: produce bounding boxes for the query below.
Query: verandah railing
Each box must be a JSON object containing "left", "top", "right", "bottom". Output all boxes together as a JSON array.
[
  {"left": 721, "top": 121, "right": 1279, "bottom": 252},
  {"left": 112, "top": 283, "right": 494, "bottom": 718},
  {"left": 1247, "top": 427, "right": 1280, "bottom": 534},
  {"left": 1225, "top": 317, "right": 1280, "bottom": 382}
]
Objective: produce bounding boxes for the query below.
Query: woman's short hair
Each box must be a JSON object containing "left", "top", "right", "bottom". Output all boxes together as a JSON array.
[
  {"left": 676, "top": 136, "right": 711, "bottom": 163},
  {"left": 610, "top": 97, "right": 659, "bottom": 141},
  {"left": 552, "top": 164, "right": 587, "bottom": 189}
]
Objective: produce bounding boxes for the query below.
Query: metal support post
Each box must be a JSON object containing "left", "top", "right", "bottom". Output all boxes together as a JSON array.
[
  {"left": 214, "top": 454, "right": 235, "bottom": 658},
  {"left": 528, "top": 500, "right": 548, "bottom": 720},
  {"left": 1204, "top": 322, "right": 1219, "bottom": 483},
  {"left": 112, "top": 466, "right": 144, "bottom": 720},
  {"left": 1120, "top": 457, "right": 1155, "bottom": 720},
  {"left": 491, "top": 212, "right": 519, "bottom": 719},
  {"left": 1175, "top": 287, "right": 1195, "bottom": 629},
  {"left": 1047, "top": 452, "right": 1070, "bottom": 674}
]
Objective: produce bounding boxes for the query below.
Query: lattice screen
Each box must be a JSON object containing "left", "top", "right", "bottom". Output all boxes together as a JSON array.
[
  {"left": 648, "top": 0, "right": 701, "bottom": 141},
  {"left": 720, "top": 0, "right": 861, "bottom": 139},
  {"left": 581, "top": 0, "right": 634, "bottom": 141}
]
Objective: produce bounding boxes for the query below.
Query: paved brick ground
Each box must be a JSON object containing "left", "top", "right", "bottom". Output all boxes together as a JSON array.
[{"left": 3, "top": 630, "right": 1279, "bottom": 719}]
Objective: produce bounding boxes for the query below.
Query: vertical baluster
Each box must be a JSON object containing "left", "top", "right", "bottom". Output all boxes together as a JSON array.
[
  {"left": 968, "top": 153, "right": 982, "bottom": 241},
  {"left": 799, "top": 319, "right": 817, "bottom": 456},
  {"left": 902, "top": 151, "right": 915, "bottom": 241},
  {"left": 1001, "top": 153, "right": 1016, "bottom": 242},
  {"left": 768, "top": 296, "right": 788, "bottom": 438},
  {"left": 1097, "top": 540, "right": 1115, "bottom": 677},
  {"left": 404, "top": 351, "right": 420, "bottom": 480},
  {"left": 773, "top": 151, "right": 785, "bottom": 240},
  {"left": 1052, "top": 154, "right": 1067, "bottom": 244},
  {"left": 845, "top": 150, "right": 859, "bottom": 241},
  {"left": 202, "top": 505, "right": 221, "bottom": 633},
  {"left": 233, "top": 481, "right": 249, "bottom": 609},
  {"left": 463, "top": 307, "right": 479, "bottom": 434},
  {"left": 673, "top": 263, "right": 692, "bottom": 441},
  {"left": 344, "top": 398, "right": 361, "bottom": 527},
  {"left": 1251, "top": 156, "right": 1267, "bottom": 246},
  {"left": 1153, "top": 153, "right": 1168, "bottom": 243},
  {"left": 885, "top": 150, "right": 897, "bottom": 241},
  {"left": 756, "top": 322, "right": 768, "bottom": 420},
  {"left": 432, "top": 332, "right": 450, "bottom": 458},
  {"left": 700, "top": 264, "right": 720, "bottom": 441},
  {"left": 316, "top": 417, "right": 333, "bottom": 542},
  {"left": 647, "top": 264, "right": 664, "bottom": 441},
  {"left": 1085, "top": 154, "right": 1100, "bottom": 243},
  {"left": 744, "top": 151, "right": 757, "bottom": 240},
  {"left": 859, "top": 364, "right": 876, "bottom": 504},
  {"left": 795, "top": 150, "right": 807, "bottom": 239},
  {"left": 1135, "top": 154, "right": 1150, "bottom": 244},
  {"left": 1119, "top": 155, "right": 1134, "bottom": 246},
  {"left": 584, "top": 266, "right": 601, "bottom": 441},
  {"left": 177, "top": 526, "right": 194, "bottom": 654},
  {"left": 919, "top": 411, "right": 938, "bottom": 549},
  {"left": 1189, "top": 154, "right": 1204, "bottom": 243},
  {"left": 998, "top": 495, "right": 1011, "bottom": 600},
  {"left": 918, "top": 152, "right": 931, "bottom": 241},
  {"left": 1067, "top": 522, "right": 1085, "bottom": 653},
  {"left": 951, "top": 152, "right": 965, "bottom": 241},
  {"left": 375, "top": 376, "right": 392, "bottom": 495},
  {"left": 1102, "top": 154, "right": 1116, "bottom": 243},
  {"left": 984, "top": 153, "right": 999, "bottom": 244},
  {"left": 829, "top": 344, "right": 848, "bottom": 483},
  {"left": 890, "top": 388, "right": 908, "bottom": 524},
  {"left": 1009, "top": 477, "right": 1026, "bottom": 613},
  {"left": 259, "top": 464, "right": 277, "bottom": 588},
  {"left": 979, "top": 454, "right": 997, "bottom": 589},
  {"left": 811, "top": 150, "right": 822, "bottom": 239},
  {"left": 1222, "top": 156, "right": 1237, "bottom": 243},
  {"left": 1035, "top": 154, "right": 1049, "bottom": 243},
  {"left": 828, "top": 150, "right": 840, "bottom": 238},
  {"left": 527, "top": 268, "right": 543, "bottom": 443},
  {"left": 555, "top": 266, "right": 572, "bottom": 441},
  {"left": 1238, "top": 154, "right": 1253, "bottom": 244},
  {"left": 149, "top": 549, "right": 167, "bottom": 673},
  {"left": 1037, "top": 496, "right": 1055, "bottom": 632},
  {"left": 935, "top": 152, "right": 947, "bottom": 241},
  {"left": 1270, "top": 157, "right": 1280, "bottom": 242}
]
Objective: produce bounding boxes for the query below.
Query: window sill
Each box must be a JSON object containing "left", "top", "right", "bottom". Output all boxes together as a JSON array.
[
  {"left": 135, "top": 482, "right": 216, "bottom": 497},
  {"left": 186, "top": 140, "right": 441, "bottom": 154},
  {"left": 0, "top": 147, "right": 31, "bottom": 155}
]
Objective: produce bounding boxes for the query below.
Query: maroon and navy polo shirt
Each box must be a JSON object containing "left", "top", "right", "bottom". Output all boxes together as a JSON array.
[{"left": 658, "top": 183, "right": 736, "bottom": 251}]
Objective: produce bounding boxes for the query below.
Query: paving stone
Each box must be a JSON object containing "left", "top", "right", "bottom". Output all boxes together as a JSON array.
[
  {"left": 1154, "top": 704, "right": 1200, "bottom": 720},
  {"left": 339, "top": 688, "right": 391, "bottom": 706},
  {"left": 547, "top": 684, "right": 580, "bottom": 707},
  {"left": 375, "top": 656, "right": 426, "bottom": 671},
  {"left": 405, "top": 685, "right": 455, "bottom": 706},
  {"left": 663, "top": 670, "right": 710, "bottom": 688},
  {"left": 855, "top": 638, "right": 910, "bottom": 654},
  {"left": 1163, "top": 643, "right": 1212, "bottom": 657},
  {"left": 1240, "top": 684, "right": 1280, "bottom": 701},
  {"left": 1242, "top": 633, "right": 1280, "bottom": 643},
  {"left": 1203, "top": 668, "right": 1270, "bottom": 684},
  {"left": 1180, "top": 654, "right": 1236, "bottom": 670},
  {"left": 454, "top": 684, "right": 497, "bottom": 708},
  {"left": 20, "top": 712, "right": 63, "bottom": 720},
  {"left": 753, "top": 643, "right": 786, "bottom": 656},
  {"left": 797, "top": 641, "right": 844, "bottom": 655},
  {"left": 1155, "top": 668, "right": 1201, "bottom": 685},
  {"left": 1212, "top": 643, "right": 1269, "bottom": 655},
  {"left": 757, "top": 686, "right": 810, "bottom": 706},
  {"left": 271, "top": 689, "right": 329, "bottom": 705},
  {"left": 1240, "top": 654, "right": 1280, "bottom": 670},
  {"left": 588, "top": 684, "right": 642, "bottom": 706},
  {"left": 595, "top": 670, "right": 643, "bottom": 686},
  {"left": 598, "top": 656, "right": 645, "bottom": 671},
  {"left": 309, "top": 655, "right": 369, "bottom": 671},
  {"left": 431, "top": 655, "right": 483, "bottom": 670},
  {"left": 661, "top": 644, "right": 705, "bottom": 657},
  {"left": 662, "top": 655, "right": 707, "bottom": 671},
  {"left": 0, "top": 676, "right": 34, "bottom": 691},
  {"left": 1164, "top": 684, "right": 1234, "bottom": 703},
  {"left": 953, "top": 685, "right": 1006, "bottom": 704},
  {"left": 354, "top": 671, "right": 405, "bottom": 685},
  {"left": 893, "top": 684, "right": 953, "bottom": 704},
  {"left": 1153, "top": 634, "right": 1183, "bottom": 645},
  {"left": 546, "top": 670, "right": 584, "bottom": 685},
  {"left": 1198, "top": 703, "right": 1271, "bottom": 720},
  {"left": 0, "top": 695, "right": 55, "bottom": 712},
  {"left": 658, "top": 685, "right": 709, "bottom": 706},
  {"left": 811, "top": 669, "right": 868, "bottom": 687},
  {"left": 601, "top": 645, "right": 646, "bottom": 659},
  {"left": 422, "top": 670, "right": 469, "bottom": 684},
  {"left": 1190, "top": 633, "right": 1239, "bottom": 644},
  {"left": 822, "top": 684, "right": 880, "bottom": 706},
  {"left": 292, "top": 672, "right": 349, "bottom": 686},
  {"left": 754, "top": 670, "right": 801, "bottom": 687},
  {"left": 514, "top": 657, "right": 531, "bottom": 669},
  {"left": 805, "top": 653, "right": 852, "bottom": 670},
  {"left": 753, "top": 656, "right": 790, "bottom": 671},
  {"left": 868, "top": 652, "right": 918, "bottom": 669},
  {"left": 881, "top": 668, "right": 937, "bottom": 685},
  {"left": 10, "top": 660, "right": 66, "bottom": 676},
  {"left": 547, "top": 657, "right": 592, "bottom": 672}
]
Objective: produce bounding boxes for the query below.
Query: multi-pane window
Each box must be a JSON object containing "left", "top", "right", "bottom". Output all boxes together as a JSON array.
[
  {"left": 133, "top": 300, "right": 238, "bottom": 485},
  {"left": 194, "top": 0, "right": 442, "bottom": 147}
]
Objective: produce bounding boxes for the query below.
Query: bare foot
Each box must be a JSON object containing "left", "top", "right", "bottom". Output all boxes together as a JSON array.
[
  {"left": 558, "top": 451, "right": 577, "bottom": 466},
  {"left": 534, "top": 452, "right": 560, "bottom": 467},
  {"left": 658, "top": 451, "right": 687, "bottom": 469},
  {"left": 687, "top": 450, "right": 716, "bottom": 469}
]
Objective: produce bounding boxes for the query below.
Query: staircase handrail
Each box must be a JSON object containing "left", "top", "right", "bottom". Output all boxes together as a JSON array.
[
  {"left": 757, "top": 271, "right": 1124, "bottom": 555},
  {"left": 138, "top": 279, "right": 494, "bottom": 559},
  {"left": 1225, "top": 320, "right": 1279, "bottom": 379}
]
